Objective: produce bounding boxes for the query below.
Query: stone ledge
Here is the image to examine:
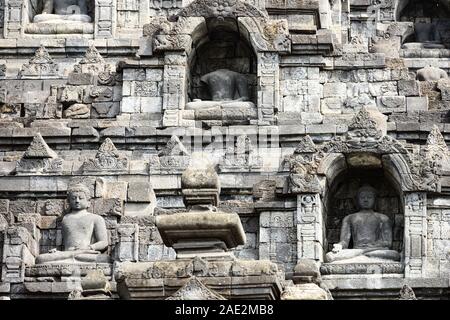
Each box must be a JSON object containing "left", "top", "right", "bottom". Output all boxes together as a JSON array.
[
  {"left": 116, "top": 259, "right": 280, "bottom": 279},
  {"left": 116, "top": 259, "right": 283, "bottom": 300},
  {"left": 25, "top": 263, "right": 113, "bottom": 277},
  {"left": 320, "top": 263, "right": 404, "bottom": 275},
  {"left": 322, "top": 275, "right": 449, "bottom": 290}
]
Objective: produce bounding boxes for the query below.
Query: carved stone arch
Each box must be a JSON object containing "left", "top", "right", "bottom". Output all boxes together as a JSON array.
[
  {"left": 170, "top": 11, "right": 290, "bottom": 54},
  {"left": 176, "top": 0, "right": 268, "bottom": 19},
  {"left": 396, "top": 0, "right": 450, "bottom": 20},
  {"left": 317, "top": 151, "right": 413, "bottom": 196},
  {"left": 317, "top": 153, "right": 347, "bottom": 189},
  {"left": 382, "top": 153, "right": 415, "bottom": 194},
  {"left": 396, "top": 0, "right": 410, "bottom": 20}
]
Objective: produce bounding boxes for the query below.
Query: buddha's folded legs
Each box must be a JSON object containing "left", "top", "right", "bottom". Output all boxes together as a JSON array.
[
  {"left": 35, "top": 250, "right": 100, "bottom": 264},
  {"left": 364, "top": 249, "right": 401, "bottom": 261},
  {"left": 74, "top": 253, "right": 111, "bottom": 263},
  {"left": 325, "top": 249, "right": 366, "bottom": 263},
  {"left": 33, "top": 13, "right": 92, "bottom": 23}
]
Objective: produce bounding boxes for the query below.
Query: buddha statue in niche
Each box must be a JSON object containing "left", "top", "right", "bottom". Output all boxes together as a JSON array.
[
  {"left": 325, "top": 185, "right": 401, "bottom": 264},
  {"left": 185, "top": 69, "right": 255, "bottom": 111},
  {"left": 33, "top": 0, "right": 92, "bottom": 23},
  {"left": 400, "top": 0, "right": 449, "bottom": 49},
  {"left": 35, "top": 184, "right": 110, "bottom": 264},
  {"left": 403, "top": 17, "right": 445, "bottom": 49}
]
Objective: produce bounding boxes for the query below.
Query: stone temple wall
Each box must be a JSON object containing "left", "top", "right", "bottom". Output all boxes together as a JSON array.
[{"left": 0, "top": 0, "right": 449, "bottom": 300}]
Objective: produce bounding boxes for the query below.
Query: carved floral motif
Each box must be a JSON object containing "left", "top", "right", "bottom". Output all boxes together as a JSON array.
[
  {"left": 220, "top": 135, "right": 262, "bottom": 171},
  {"left": 177, "top": 0, "right": 267, "bottom": 20},
  {"left": 19, "top": 46, "right": 59, "bottom": 79},
  {"left": 166, "top": 276, "right": 226, "bottom": 300},
  {"left": 83, "top": 138, "right": 128, "bottom": 172}
]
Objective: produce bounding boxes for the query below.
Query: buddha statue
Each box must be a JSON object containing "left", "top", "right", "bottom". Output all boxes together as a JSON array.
[
  {"left": 402, "top": 17, "right": 445, "bottom": 49},
  {"left": 33, "top": 0, "right": 92, "bottom": 23},
  {"left": 186, "top": 69, "right": 255, "bottom": 111},
  {"left": 35, "top": 184, "right": 110, "bottom": 264},
  {"left": 416, "top": 65, "right": 448, "bottom": 81},
  {"left": 325, "top": 185, "right": 401, "bottom": 264}
]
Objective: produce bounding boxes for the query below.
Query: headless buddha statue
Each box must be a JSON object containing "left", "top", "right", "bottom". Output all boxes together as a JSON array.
[
  {"left": 35, "top": 184, "right": 110, "bottom": 264},
  {"left": 33, "top": 0, "right": 92, "bottom": 23},
  {"left": 402, "top": 16, "right": 445, "bottom": 49},
  {"left": 186, "top": 69, "right": 255, "bottom": 110},
  {"left": 325, "top": 185, "right": 401, "bottom": 264}
]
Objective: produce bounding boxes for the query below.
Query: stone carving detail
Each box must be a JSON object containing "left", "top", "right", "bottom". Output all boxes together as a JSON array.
[
  {"left": 83, "top": 138, "right": 129, "bottom": 172},
  {"left": 159, "top": 135, "right": 189, "bottom": 157},
  {"left": 347, "top": 107, "right": 382, "bottom": 142},
  {"left": 253, "top": 180, "right": 276, "bottom": 202},
  {"left": 0, "top": 64, "right": 7, "bottom": 77},
  {"left": 116, "top": 224, "right": 139, "bottom": 262},
  {"left": 19, "top": 46, "right": 59, "bottom": 79},
  {"left": 285, "top": 108, "right": 444, "bottom": 194},
  {"left": 64, "top": 103, "right": 90, "bottom": 118},
  {"left": 97, "top": 65, "right": 119, "bottom": 86},
  {"left": 16, "top": 134, "right": 63, "bottom": 174},
  {"left": 177, "top": 0, "right": 267, "bottom": 20},
  {"left": 297, "top": 194, "right": 323, "bottom": 260},
  {"left": 73, "top": 45, "right": 106, "bottom": 75},
  {"left": 150, "top": 136, "right": 191, "bottom": 173},
  {"left": 166, "top": 276, "right": 226, "bottom": 300},
  {"left": 24, "top": 134, "right": 57, "bottom": 158},
  {"left": 320, "top": 263, "right": 405, "bottom": 275},
  {"left": 404, "top": 192, "right": 427, "bottom": 277},
  {"left": 409, "top": 126, "right": 448, "bottom": 192},
  {"left": 220, "top": 135, "right": 262, "bottom": 171},
  {"left": 143, "top": 6, "right": 289, "bottom": 54},
  {"left": 1, "top": 227, "right": 37, "bottom": 283},
  {"left": 285, "top": 136, "right": 322, "bottom": 194},
  {"left": 239, "top": 17, "right": 290, "bottom": 52},
  {"left": 399, "top": 285, "right": 417, "bottom": 300},
  {"left": 80, "top": 45, "right": 105, "bottom": 65},
  {"left": 35, "top": 183, "right": 110, "bottom": 264},
  {"left": 69, "top": 270, "right": 112, "bottom": 300}
]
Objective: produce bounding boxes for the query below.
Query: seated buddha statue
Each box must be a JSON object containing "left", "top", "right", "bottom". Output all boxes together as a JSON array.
[
  {"left": 325, "top": 185, "right": 401, "bottom": 264},
  {"left": 33, "top": 0, "right": 92, "bottom": 23},
  {"left": 35, "top": 184, "right": 110, "bottom": 264},
  {"left": 402, "top": 18, "right": 445, "bottom": 49},
  {"left": 186, "top": 69, "right": 255, "bottom": 110}
]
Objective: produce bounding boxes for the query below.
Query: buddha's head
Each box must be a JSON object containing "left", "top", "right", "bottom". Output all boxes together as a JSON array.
[
  {"left": 67, "top": 183, "right": 91, "bottom": 211},
  {"left": 356, "top": 184, "right": 377, "bottom": 210}
]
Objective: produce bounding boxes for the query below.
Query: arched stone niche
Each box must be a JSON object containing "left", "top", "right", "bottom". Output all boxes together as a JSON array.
[
  {"left": 285, "top": 108, "right": 448, "bottom": 278},
  {"left": 325, "top": 167, "right": 404, "bottom": 254},
  {"left": 140, "top": 0, "right": 290, "bottom": 126},
  {"left": 397, "top": 0, "right": 450, "bottom": 47},
  {"left": 187, "top": 18, "right": 258, "bottom": 104}
]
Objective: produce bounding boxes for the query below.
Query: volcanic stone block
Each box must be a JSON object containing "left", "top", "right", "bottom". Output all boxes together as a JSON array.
[
  {"left": 156, "top": 211, "right": 246, "bottom": 259},
  {"left": 127, "top": 181, "right": 155, "bottom": 202},
  {"left": 398, "top": 80, "right": 421, "bottom": 97},
  {"left": 406, "top": 97, "right": 428, "bottom": 112}
]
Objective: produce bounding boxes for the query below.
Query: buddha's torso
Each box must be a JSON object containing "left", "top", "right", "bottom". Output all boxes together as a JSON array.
[
  {"left": 61, "top": 211, "right": 96, "bottom": 250},
  {"left": 203, "top": 70, "right": 237, "bottom": 101},
  {"left": 349, "top": 212, "right": 386, "bottom": 249}
]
